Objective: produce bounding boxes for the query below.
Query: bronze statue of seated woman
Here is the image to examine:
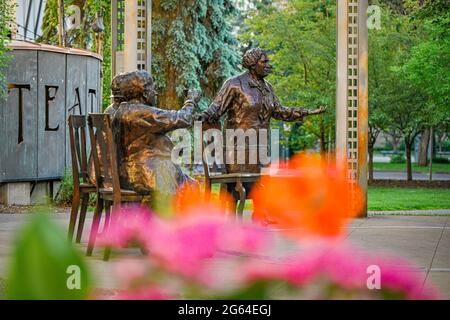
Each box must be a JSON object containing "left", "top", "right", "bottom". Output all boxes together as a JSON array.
[{"left": 112, "top": 70, "right": 200, "bottom": 201}]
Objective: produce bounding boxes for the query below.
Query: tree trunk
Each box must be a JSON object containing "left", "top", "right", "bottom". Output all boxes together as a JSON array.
[
  {"left": 390, "top": 131, "right": 400, "bottom": 151},
  {"left": 405, "top": 140, "right": 413, "bottom": 181},
  {"left": 368, "top": 146, "right": 374, "bottom": 182},
  {"left": 429, "top": 127, "right": 434, "bottom": 181},
  {"left": 57, "top": 0, "right": 65, "bottom": 46},
  {"left": 319, "top": 116, "right": 326, "bottom": 153},
  {"left": 159, "top": 64, "right": 181, "bottom": 110},
  {"left": 417, "top": 128, "right": 430, "bottom": 166},
  {"left": 152, "top": 0, "right": 182, "bottom": 110}
]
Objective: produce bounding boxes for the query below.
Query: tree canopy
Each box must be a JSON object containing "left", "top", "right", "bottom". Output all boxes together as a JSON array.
[
  {"left": 8, "top": 0, "right": 450, "bottom": 168},
  {"left": 240, "top": 0, "right": 336, "bottom": 153},
  {"left": 0, "top": 0, "right": 13, "bottom": 99}
]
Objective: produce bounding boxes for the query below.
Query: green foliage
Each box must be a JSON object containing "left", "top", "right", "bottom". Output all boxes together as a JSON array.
[
  {"left": 373, "top": 161, "right": 450, "bottom": 173},
  {"left": 152, "top": 0, "right": 240, "bottom": 109},
  {"left": 368, "top": 1, "right": 449, "bottom": 180},
  {"left": 55, "top": 170, "right": 75, "bottom": 206},
  {"left": 241, "top": 0, "right": 336, "bottom": 152},
  {"left": 39, "top": 0, "right": 58, "bottom": 44},
  {"left": 6, "top": 213, "right": 91, "bottom": 299},
  {"left": 398, "top": 7, "right": 450, "bottom": 124},
  {"left": 368, "top": 5, "right": 410, "bottom": 145},
  {"left": 390, "top": 153, "right": 406, "bottom": 164},
  {"left": 39, "top": 0, "right": 111, "bottom": 110},
  {"left": 442, "top": 141, "right": 450, "bottom": 152},
  {"left": 55, "top": 169, "right": 95, "bottom": 206},
  {"left": 0, "top": 0, "right": 13, "bottom": 99},
  {"left": 432, "top": 156, "right": 450, "bottom": 164},
  {"left": 288, "top": 122, "right": 317, "bottom": 152}
]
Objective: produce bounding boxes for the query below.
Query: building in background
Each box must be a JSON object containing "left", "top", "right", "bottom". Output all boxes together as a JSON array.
[{"left": 9, "top": 0, "right": 47, "bottom": 41}]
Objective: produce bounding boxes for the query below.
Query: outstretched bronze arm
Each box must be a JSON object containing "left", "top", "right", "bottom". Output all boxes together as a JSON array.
[
  {"left": 139, "top": 89, "right": 202, "bottom": 134},
  {"left": 271, "top": 94, "right": 327, "bottom": 122}
]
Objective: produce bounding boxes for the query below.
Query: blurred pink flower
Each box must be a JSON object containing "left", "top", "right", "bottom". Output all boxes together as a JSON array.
[
  {"left": 114, "top": 259, "right": 149, "bottom": 287},
  {"left": 146, "top": 215, "right": 270, "bottom": 280},
  {"left": 242, "top": 243, "right": 440, "bottom": 300},
  {"left": 97, "top": 206, "right": 154, "bottom": 248},
  {"left": 115, "top": 287, "right": 173, "bottom": 300},
  {"left": 100, "top": 207, "right": 270, "bottom": 280},
  {"left": 98, "top": 208, "right": 441, "bottom": 300}
]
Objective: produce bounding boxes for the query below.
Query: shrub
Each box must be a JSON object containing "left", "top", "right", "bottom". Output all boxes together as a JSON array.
[
  {"left": 390, "top": 153, "right": 406, "bottom": 163},
  {"left": 55, "top": 170, "right": 74, "bottom": 206},
  {"left": 432, "top": 156, "right": 450, "bottom": 164},
  {"left": 441, "top": 140, "right": 450, "bottom": 152},
  {"left": 55, "top": 170, "right": 96, "bottom": 207}
]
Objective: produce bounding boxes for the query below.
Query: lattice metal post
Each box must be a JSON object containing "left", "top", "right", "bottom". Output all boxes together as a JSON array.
[
  {"left": 336, "top": 0, "right": 368, "bottom": 217},
  {"left": 111, "top": 0, "right": 152, "bottom": 76}
]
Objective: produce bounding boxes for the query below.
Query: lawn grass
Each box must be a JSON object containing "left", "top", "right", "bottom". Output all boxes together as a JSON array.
[
  {"left": 368, "top": 187, "right": 450, "bottom": 211},
  {"left": 0, "top": 278, "right": 5, "bottom": 300},
  {"left": 373, "top": 162, "right": 450, "bottom": 173},
  {"left": 212, "top": 184, "right": 450, "bottom": 212}
]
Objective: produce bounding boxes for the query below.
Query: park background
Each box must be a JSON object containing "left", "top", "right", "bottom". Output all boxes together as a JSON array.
[
  {"left": 2, "top": 0, "right": 448, "bottom": 211},
  {"left": 0, "top": 0, "right": 449, "bottom": 300}
]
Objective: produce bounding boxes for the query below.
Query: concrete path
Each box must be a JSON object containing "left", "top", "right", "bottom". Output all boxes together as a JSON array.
[
  {"left": 0, "top": 211, "right": 449, "bottom": 299},
  {"left": 369, "top": 209, "right": 450, "bottom": 216},
  {"left": 374, "top": 171, "right": 450, "bottom": 181}
]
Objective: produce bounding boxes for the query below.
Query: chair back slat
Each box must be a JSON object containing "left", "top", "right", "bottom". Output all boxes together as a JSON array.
[
  {"left": 80, "top": 125, "right": 88, "bottom": 180},
  {"left": 201, "top": 122, "right": 225, "bottom": 189},
  {"left": 68, "top": 115, "right": 91, "bottom": 185},
  {"left": 87, "top": 113, "right": 122, "bottom": 205}
]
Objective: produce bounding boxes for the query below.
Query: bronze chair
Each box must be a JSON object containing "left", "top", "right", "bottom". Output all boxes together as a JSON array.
[
  {"left": 86, "top": 113, "right": 149, "bottom": 260},
  {"left": 201, "top": 123, "right": 261, "bottom": 219},
  {"left": 67, "top": 115, "right": 96, "bottom": 243}
]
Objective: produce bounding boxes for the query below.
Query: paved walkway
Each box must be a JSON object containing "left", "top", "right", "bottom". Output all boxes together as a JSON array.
[
  {"left": 0, "top": 211, "right": 449, "bottom": 299},
  {"left": 374, "top": 171, "right": 450, "bottom": 181},
  {"left": 369, "top": 209, "right": 450, "bottom": 216}
]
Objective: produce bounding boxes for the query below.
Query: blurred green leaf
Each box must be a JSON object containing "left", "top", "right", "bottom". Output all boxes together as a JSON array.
[{"left": 6, "top": 213, "right": 91, "bottom": 300}]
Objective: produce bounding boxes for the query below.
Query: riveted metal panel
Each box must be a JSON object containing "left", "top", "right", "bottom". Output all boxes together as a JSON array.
[
  {"left": 0, "top": 45, "right": 102, "bottom": 183},
  {"left": 86, "top": 57, "right": 101, "bottom": 114},
  {"left": 37, "top": 51, "right": 67, "bottom": 179},
  {"left": 65, "top": 54, "right": 87, "bottom": 168},
  {"left": 0, "top": 50, "right": 38, "bottom": 182}
]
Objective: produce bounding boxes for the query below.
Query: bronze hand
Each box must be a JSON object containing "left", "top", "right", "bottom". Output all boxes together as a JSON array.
[{"left": 308, "top": 105, "right": 327, "bottom": 116}]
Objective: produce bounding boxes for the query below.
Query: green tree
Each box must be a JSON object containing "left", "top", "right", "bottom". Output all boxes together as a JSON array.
[
  {"left": 368, "top": 4, "right": 412, "bottom": 181},
  {"left": 0, "top": 0, "right": 13, "bottom": 99},
  {"left": 241, "top": 0, "right": 336, "bottom": 153},
  {"left": 152, "top": 0, "right": 240, "bottom": 109},
  {"left": 41, "top": 1, "right": 240, "bottom": 110},
  {"left": 40, "top": 0, "right": 111, "bottom": 110},
  {"left": 391, "top": 0, "right": 450, "bottom": 167}
]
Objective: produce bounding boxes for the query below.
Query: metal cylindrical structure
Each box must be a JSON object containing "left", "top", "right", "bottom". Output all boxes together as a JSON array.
[{"left": 0, "top": 40, "right": 102, "bottom": 184}]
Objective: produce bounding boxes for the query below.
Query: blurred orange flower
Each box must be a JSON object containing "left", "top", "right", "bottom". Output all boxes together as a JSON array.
[
  {"left": 173, "top": 183, "right": 233, "bottom": 217},
  {"left": 251, "top": 153, "right": 363, "bottom": 238}
]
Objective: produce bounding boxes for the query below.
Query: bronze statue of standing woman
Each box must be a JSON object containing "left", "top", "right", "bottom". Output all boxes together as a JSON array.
[
  {"left": 107, "top": 48, "right": 326, "bottom": 208},
  {"left": 198, "top": 48, "right": 327, "bottom": 174}
]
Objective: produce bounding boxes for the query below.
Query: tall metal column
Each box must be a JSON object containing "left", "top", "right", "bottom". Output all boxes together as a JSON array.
[
  {"left": 336, "top": 0, "right": 368, "bottom": 217},
  {"left": 111, "top": 0, "right": 152, "bottom": 76},
  {"left": 124, "top": 0, "right": 138, "bottom": 72}
]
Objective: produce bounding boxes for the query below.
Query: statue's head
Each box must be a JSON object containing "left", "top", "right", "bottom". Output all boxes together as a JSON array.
[
  {"left": 242, "top": 48, "right": 272, "bottom": 78},
  {"left": 110, "top": 73, "right": 127, "bottom": 104},
  {"left": 119, "top": 70, "right": 158, "bottom": 105}
]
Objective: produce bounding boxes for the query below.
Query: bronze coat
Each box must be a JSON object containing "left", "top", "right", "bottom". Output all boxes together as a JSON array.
[
  {"left": 201, "top": 72, "right": 308, "bottom": 173},
  {"left": 113, "top": 101, "right": 195, "bottom": 195}
]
